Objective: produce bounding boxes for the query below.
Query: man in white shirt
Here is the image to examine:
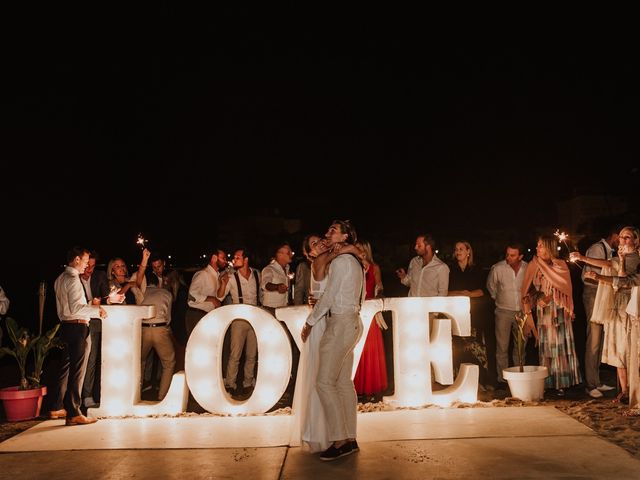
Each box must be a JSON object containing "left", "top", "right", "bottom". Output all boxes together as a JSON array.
[
  {"left": 396, "top": 234, "right": 449, "bottom": 297},
  {"left": 185, "top": 248, "right": 227, "bottom": 337},
  {"left": 302, "top": 220, "right": 364, "bottom": 461},
  {"left": 261, "top": 242, "right": 295, "bottom": 399},
  {"left": 217, "top": 248, "right": 262, "bottom": 396},
  {"left": 51, "top": 246, "right": 106, "bottom": 425},
  {"left": 261, "top": 243, "right": 293, "bottom": 311},
  {"left": 486, "top": 243, "right": 527, "bottom": 384},
  {"left": 581, "top": 228, "right": 619, "bottom": 397},
  {"left": 140, "top": 276, "right": 176, "bottom": 401}
]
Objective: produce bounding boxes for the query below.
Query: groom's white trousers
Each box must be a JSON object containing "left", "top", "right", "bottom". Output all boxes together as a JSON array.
[{"left": 316, "top": 311, "right": 363, "bottom": 442}]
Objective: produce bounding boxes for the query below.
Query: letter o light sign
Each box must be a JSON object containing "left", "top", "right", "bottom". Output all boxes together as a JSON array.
[{"left": 185, "top": 305, "right": 292, "bottom": 415}]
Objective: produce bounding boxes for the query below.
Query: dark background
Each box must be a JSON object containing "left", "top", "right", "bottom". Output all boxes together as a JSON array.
[{"left": 1, "top": 11, "right": 639, "bottom": 329}]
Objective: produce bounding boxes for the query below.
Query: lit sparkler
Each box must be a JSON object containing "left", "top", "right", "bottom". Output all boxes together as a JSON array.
[
  {"left": 106, "top": 284, "right": 125, "bottom": 304},
  {"left": 287, "top": 272, "right": 295, "bottom": 300},
  {"left": 136, "top": 233, "right": 148, "bottom": 250},
  {"left": 554, "top": 229, "right": 570, "bottom": 251},
  {"left": 555, "top": 229, "right": 583, "bottom": 269}
]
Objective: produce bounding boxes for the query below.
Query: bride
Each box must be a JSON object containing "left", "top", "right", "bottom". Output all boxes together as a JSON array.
[{"left": 292, "top": 234, "right": 359, "bottom": 452}]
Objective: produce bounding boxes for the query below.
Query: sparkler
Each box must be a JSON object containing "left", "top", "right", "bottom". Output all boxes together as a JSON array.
[
  {"left": 554, "top": 229, "right": 571, "bottom": 252},
  {"left": 106, "top": 284, "right": 125, "bottom": 304},
  {"left": 288, "top": 272, "right": 295, "bottom": 301},
  {"left": 225, "top": 260, "right": 234, "bottom": 275},
  {"left": 555, "top": 229, "right": 583, "bottom": 269},
  {"left": 136, "top": 233, "right": 148, "bottom": 250}
]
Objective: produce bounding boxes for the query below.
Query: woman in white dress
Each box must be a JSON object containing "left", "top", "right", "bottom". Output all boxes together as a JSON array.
[{"left": 294, "top": 235, "right": 360, "bottom": 452}]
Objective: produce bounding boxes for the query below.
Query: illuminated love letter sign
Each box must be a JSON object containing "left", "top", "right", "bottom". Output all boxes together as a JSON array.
[
  {"left": 185, "top": 305, "right": 292, "bottom": 415},
  {"left": 92, "top": 297, "right": 477, "bottom": 418},
  {"left": 382, "top": 297, "right": 477, "bottom": 407},
  {"left": 90, "top": 305, "right": 189, "bottom": 417}
]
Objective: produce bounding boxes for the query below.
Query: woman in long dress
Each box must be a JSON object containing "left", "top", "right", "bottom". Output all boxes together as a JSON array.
[
  {"left": 521, "top": 235, "right": 581, "bottom": 393},
  {"left": 353, "top": 240, "right": 387, "bottom": 402}
]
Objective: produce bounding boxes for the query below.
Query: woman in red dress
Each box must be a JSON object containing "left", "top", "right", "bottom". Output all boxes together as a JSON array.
[{"left": 353, "top": 240, "right": 388, "bottom": 402}]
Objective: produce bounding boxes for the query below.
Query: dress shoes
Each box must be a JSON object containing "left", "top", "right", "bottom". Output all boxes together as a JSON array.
[
  {"left": 597, "top": 384, "right": 615, "bottom": 392},
  {"left": 48, "top": 409, "right": 67, "bottom": 420},
  {"left": 587, "top": 388, "right": 604, "bottom": 398},
  {"left": 65, "top": 414, "right": 98, "bottom": 426},
  {"left": 320, "top": 442, "right": 354, "bottom": 461}
]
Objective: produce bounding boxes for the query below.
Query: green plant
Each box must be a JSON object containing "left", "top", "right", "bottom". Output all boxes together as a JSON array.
[
  {"left": 29, "top": 323, "right": 62, "bottom": 388},
  {"left": 0, "top": 317, "right": 62, "bottom": 390}
]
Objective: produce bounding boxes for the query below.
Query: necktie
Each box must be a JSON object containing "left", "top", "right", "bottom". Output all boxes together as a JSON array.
[{"left": 79, "top": 276, "right": 89, "bottom": 303}]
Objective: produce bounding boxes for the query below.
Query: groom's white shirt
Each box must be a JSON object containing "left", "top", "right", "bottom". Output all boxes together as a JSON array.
[{"left": 305, "top": 254, "right": 363, "bottom": 326}]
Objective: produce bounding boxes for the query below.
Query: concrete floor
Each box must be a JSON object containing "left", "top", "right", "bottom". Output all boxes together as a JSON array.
[{"left": 1, "top": 407, "right": 639, "bottom": 479}]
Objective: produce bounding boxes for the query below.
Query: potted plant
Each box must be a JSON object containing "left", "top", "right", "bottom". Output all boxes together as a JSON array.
[
  {"left": 0, "top": 317, "right": 62, "bottom": 421},
  {"left": 502, "top": 311, "right": 548, "bottom": 401}
]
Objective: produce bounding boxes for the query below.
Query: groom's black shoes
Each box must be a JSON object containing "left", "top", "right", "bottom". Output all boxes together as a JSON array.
[
  {"left": 320, "top": 442, "right": 354, "bottom": 461},
  {"left": 351, "top": 440, "right": 359, "bottom": 452}
]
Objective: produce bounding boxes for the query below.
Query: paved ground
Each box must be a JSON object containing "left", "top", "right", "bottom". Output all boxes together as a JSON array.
[{"left": 1, "top": 406, "right": 639, "bottom": 479}]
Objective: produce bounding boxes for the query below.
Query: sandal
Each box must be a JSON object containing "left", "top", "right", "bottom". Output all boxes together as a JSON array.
[{"left": 612, "top": 391, "right": 629, "bottom": 404}]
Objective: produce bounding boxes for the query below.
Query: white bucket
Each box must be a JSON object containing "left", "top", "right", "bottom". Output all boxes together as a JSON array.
[{"left": 502, "top": 366, "right": 549, "bottom": 401}]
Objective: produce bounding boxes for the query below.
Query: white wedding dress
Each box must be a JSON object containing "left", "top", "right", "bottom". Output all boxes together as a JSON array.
[{"left": 292, "top": 270, "right": 331, "bottom": 452}]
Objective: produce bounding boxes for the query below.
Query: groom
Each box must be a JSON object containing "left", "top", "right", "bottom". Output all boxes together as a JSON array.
[{"left": 301, "top": 219, "right": 364, "bottom": 461}]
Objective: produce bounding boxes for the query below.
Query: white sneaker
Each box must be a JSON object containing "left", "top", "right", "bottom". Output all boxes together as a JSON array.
[
  {"left": 597, "top": 384, "right": 615, "bottom": 392},
  {"left": 587, "top": 388, "right": 604, "bottom": 398}
]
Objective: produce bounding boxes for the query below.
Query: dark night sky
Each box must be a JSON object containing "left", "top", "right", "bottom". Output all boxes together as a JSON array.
[{"left": 2, "top": 13, "right": 639, "bottom": 322}]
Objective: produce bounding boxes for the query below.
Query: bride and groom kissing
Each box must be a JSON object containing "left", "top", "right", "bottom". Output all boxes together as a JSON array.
[{"left": 298, "top": 219, "right": 366, "bottom": 461}]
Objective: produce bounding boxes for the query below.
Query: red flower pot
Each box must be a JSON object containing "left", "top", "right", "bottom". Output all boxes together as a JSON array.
[{"left": 0, "top": 386, "right": 47, "bottom": 422}]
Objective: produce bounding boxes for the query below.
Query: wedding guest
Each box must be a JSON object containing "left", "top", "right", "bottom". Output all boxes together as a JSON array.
[
  {"left": 139, "top": 273, "right": 176, "bottom": 401},
  {"left": 294, "top": 236, "right": 314, "bottom": 305},
  {"left": 574, "top": 226, "right": 619, "bottom": 398},
  {"left": 185, "top": 248, "right": 227, "bottom": 337},
  {"left": 217, "top": 248, "right": 262, "bottom": 397},
  {"left": 448, "top": 241, "right": 494, "bottom": 387},
  {"left": 261, "top": 242, "right": 293, "bottom": 312},
  {"left": 585, "top": 230, "right": 640, "bottom": 415},
  {"left": 396, "top": 233, "right": 449, "bottom": 297},
  {"left": 80, "top": 251, "right": 109, "bottom": 409},
  {"left": 487, "top": 243, "right": 528, "bottom": 385},
  {"left": 573, "top": 226, "right": 640, "bottom": 403},
  {"left": 353, "top": 240, "right": 387, "bottom": 402},
  {"left": 521, "top": 235, "right": 581, "bottom": 395},
  {"left": 50, "top": 246, "right": 106, "bottom": 425}
]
